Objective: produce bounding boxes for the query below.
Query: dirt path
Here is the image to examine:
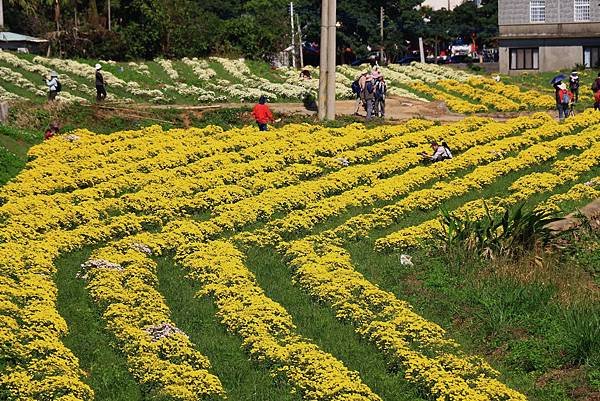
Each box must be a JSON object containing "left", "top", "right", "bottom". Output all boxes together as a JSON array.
[
  {"left": 222, "top": 96, "right": 542, "bottom": 123},
  {"left": 98, "top": 96, "right": 546, "bottom": 124}
]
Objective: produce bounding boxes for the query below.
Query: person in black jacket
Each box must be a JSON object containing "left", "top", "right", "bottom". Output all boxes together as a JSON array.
[
  {"left": 569, "top": 72, "right": 580, "bottom": 103},
  {"left": 95, "top": 63, "right": 107, "bottom": 102}
]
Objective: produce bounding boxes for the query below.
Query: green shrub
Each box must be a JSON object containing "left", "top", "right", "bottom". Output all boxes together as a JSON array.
[
  {"left": 436, "top": 202, "right": 560, "bottom": 261},
  {"left": 0, "top": 123, "right": 38, "bottom": 143},
  {"left": 562, "top": 303, "right": 600, "bottom": 364},
  {"left": 506, "top": 338, "right": 563, "bottom": 373},
  {"left": 0, "top": 147, "right": 25, "bottom": 185},
  {"left": 473, "top": 278, "right": 554, "bottom": 336}
]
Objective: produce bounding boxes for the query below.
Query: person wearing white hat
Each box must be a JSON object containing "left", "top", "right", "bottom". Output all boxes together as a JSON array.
[
  {"left": 95, "top": 63, "right": 107, "bottom": 102},
  {"left": 557, "top": 82, "right": 573, "bottom": 122},
  {"left": 45, "top": 71, "right": 60, "bottom": 101},
  {"left": 569, "top": 71, "right": 580, "bottom": 103}
]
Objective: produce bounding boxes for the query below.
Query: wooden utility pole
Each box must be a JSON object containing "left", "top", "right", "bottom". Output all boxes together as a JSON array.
[
  {"left": 380, "top": 7, "right": 384, "bottom": 64},
  {"left": 0, "top": 0, "right": 4, "bottom": 29},
  {"left": 108, "top": 0, "right": 111, "bottom": 31},
  {"left": 318, "top": 0, "right": 328, "bottom": 120}
]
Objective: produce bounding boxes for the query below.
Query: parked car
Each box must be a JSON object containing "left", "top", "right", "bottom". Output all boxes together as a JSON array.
[
  {"left": 350, "top": 52, "right": 382, "bottom": 67},
  {"left": 394, "top": 54, "right": 421, "bottom": 65}
]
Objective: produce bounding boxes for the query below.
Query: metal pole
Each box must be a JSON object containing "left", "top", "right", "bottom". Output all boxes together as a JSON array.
[
  {"left": 290, "top": 2, "right": 296, "bottom": 68},
  {"left": 326, "top": 0, "right": 336, "bottom": 120},
  {"left": 296, "top": 14, "right": 304, "bottom": 68},
  {"left": 380, "top": 7, "right": 384, "bottom": 64},
  {"left": 318, "top": 0, "right": 328, "bottom": 120},
  {"left": 0, "top": 0, "right": 4, "bottom": 29},
  {"left": 108, "top": 0, "right": 111, "bottom": 31}
]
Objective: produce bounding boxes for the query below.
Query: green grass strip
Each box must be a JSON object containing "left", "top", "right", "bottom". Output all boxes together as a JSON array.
[
  {"left": 243, "top": 246, "right": 427, "bottom": 401},
  {"left": 155, "top": 254, "right": 302, "bottom": 401},
  {"left": 54, "top": 249, "right": 143, "bottom": 401}
]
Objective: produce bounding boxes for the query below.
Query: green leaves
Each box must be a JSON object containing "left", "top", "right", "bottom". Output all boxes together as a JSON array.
[{"left": 436, "top": 202, "right": 561, "bottom": 260}]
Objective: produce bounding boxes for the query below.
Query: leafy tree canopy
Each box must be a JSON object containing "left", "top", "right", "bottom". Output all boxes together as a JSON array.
[{"left": 1, "top": 0, "right": 498, "bottom": 60}]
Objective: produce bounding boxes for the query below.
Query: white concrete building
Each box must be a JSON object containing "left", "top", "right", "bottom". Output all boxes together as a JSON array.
[{"left": 498, "top": 0, "right": 600, "bottom": 73}]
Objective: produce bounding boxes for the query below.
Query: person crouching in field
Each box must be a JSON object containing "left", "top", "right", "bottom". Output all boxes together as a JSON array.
[
  {"left": 252, "top": 96, "right": 274, "bottom": 131},
  {"left": 44, "top": 122, "right": 59, "bottom": 140},
  {"left": 420, "top": 141, "right": 453, "bottom": 163}
]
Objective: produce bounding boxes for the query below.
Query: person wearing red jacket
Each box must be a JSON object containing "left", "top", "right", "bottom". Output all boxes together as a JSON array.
[
  {"left": 557, "top": 83, "right": 574, "bottom": 122},
  {"left": 251, "top": 96, "right": 274, "bottom": 131}
]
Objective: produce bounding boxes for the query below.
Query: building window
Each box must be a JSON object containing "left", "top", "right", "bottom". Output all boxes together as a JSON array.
[
  {"left": 575, "top": 0, "right": 590, "bottom": 21},
  {"left": 510, "top": 48, "right": 539, "bottom": 70},
  {"left": 584, "top": 47, "right": 600, "bottom": 68},
  {"left": 530, "top": 0, "right": 545, "bottom": 22}
]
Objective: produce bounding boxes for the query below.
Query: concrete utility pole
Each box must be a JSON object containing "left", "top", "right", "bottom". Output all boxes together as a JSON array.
[
  {"left": 318, "top": 0, "right": 328, "bottom": 120},
  {"left": 326, "top": 0, "right": 336, "bottom": 120},
  {"left": 380, "top": 7, "right": 384, "bottom": 64},
  {"left": 290, "top": 2, "right": 296, "bottom": 68},
  {"left": 0, "top": 0, "right": 4, "bottom": 29},
  {"left": 318, "top": 0, "right": 336, "bottom": 121},
  {"left": 296, "top": 14, "right": 304, "bottom": 68},
  {"left": 419, "top": 37, "right": 425, "bottom": 63},
  {"left": 108, "top": 0, "right": 111, "bottom": 31}
]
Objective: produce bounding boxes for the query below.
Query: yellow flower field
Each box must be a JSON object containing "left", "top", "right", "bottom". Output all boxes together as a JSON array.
[{"left": 1, "top": 110, "right": 599, "bottom": 401}]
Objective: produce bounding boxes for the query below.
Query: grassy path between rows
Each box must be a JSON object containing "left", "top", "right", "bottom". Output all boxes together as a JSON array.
[
  {"left": 244, "top": 246, "right": 426, "bottom": 401},
  {"left": 55, "top": 249, "right": 143, "bottom": 401},
  {"left": 156, "top": 255, "right": 302, "bottom": 401}
]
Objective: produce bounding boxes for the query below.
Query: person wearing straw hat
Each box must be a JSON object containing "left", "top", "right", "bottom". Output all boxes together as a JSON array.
[
  {"left": 569, "top": 71, "right": 580, "bottom": 103},
  {"left": 45, "top": 71, "right": 60, "bottom": 101},
  {"left": 364, "top": 73, "right": 376, "bottom": 120},
  {"left": 95, "top": 63, "right": 107, "bottom": 102}
]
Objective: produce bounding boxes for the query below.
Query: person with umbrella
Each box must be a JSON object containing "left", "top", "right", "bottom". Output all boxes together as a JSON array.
[{"left": 551, "top": 74, "right": 567, "bottom": 120}]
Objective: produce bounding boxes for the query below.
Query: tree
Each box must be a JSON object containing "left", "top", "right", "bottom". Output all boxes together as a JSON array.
[{"left": 1, "top": 0, "right": 39, "bottom": 27}]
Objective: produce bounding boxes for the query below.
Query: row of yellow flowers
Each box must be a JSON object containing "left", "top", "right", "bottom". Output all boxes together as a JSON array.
[
  {"left": 1, "top": 121, "right": 438, "bottom": 242},
  {"left": 242, "top": 112, "right": 593, "bottom": 245},
  {"left": 466, "top": 77, "right": 556, "bottom": 109},
  {"left": 281, "top": 238, "right": 527, "bottom": 401},
  {"left": 436, "top": 79, "right": 524, "bottom": 112},
  {"left": 409, "top": 81, "right": 489, "bottom": 113},
  {"left": 83, "top": 241, "right": 225, "bottom": 400},
  {"left": 402, "top": 63, "right": 555, "bottom": 110},
  {"left": 329, "top": 122, "right": 600, "bottom": 244},
  {"left": 374, "top": 143, "right": 600, "bottom": 251},
  {"left": 540, "top": 177, "right": 600, "bottom": 213}
]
